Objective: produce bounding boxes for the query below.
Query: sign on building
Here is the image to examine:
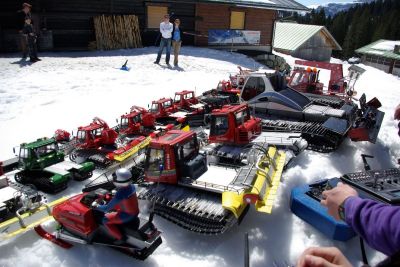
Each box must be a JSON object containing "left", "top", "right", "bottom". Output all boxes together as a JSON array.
[{"left": 208, "top": 30, "right": 260, "bottom": 45}]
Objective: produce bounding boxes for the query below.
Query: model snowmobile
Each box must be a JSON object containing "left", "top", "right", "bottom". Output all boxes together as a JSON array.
[{"left": 35, "top": 187, "right": 162, "bottom": 260}]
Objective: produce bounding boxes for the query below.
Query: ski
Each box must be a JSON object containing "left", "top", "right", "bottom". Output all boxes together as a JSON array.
[
  {"left": 0, "top": 197, "right": 67, "bottom": 239},
  {"left": 34, "top": 225, "right": 73, "bottom": 249}
]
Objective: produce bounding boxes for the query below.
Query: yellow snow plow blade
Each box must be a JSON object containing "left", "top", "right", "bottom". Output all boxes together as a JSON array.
[
  {"left": 221, "top": 191, "right": 248, "bottom": 219},
  {"left": 0, "top": 197, "right": 67, "bottom": 239},
  {"left": 221, "top": 147, "right": 286, "bottom": 218},
  {"left": 113, "top": 136, "right": 151, "bottom": 162},
  {"left": 251, "top": 147, "right": 286, "bottom": 214}
]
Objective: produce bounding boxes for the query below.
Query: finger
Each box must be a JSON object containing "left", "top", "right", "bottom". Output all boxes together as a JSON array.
[
  {"left": 297, "top": 247, "right": 318, "bottom": 267},
  {"left": 305, "top": 255, "right": 336, "bottom": 267},
  {"left": 337, "top": 182, "right": 343, "bottom": 186},
  {"left": 306, "top": 247, "right": 341, "bottom": 263},
  {"left": 320, "top": 199, "right": 328, "bottom": 207},
  {"left": 321, "top": 190, "right": 329, "bottom": 199}
]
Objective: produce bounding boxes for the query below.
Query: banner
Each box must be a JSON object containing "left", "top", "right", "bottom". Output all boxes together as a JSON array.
[{"left": 208, "top": 30, "right": 260, "bottom": 45}]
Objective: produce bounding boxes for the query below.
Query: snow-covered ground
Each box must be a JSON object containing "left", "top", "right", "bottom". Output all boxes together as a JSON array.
[{"left": 0, "top": 47, "right": 399, "bottom": 267}]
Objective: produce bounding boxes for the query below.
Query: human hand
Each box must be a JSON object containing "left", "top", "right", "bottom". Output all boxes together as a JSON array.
[
  {"left": 320, "top": 182, "right": 358, "bottom": 220},
  {"left": 297, "top": 247, "right": 353, "bottom": 267}
]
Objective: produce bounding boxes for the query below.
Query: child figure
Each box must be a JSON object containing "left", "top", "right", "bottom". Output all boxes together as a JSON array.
[{"left": 23, "top": 18, "right": 40, "bottom": 62}]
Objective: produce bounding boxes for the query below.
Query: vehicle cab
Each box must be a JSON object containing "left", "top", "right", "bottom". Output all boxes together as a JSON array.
[
  {"left": 209, "top": 104, "right": 261, "bottom": 145},
  {"left": 150, "top": 98, "right": 177, "bottom": 119}
]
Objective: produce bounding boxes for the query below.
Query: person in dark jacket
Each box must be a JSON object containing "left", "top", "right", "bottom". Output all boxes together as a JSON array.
[
  {"left": 171, "top": 18, "right": 182, "bottom": 67},
  {"left": 297, "top": 182, "right": 400, "bottom": 267},
  {"left": 18, "top": 3, "right": 32, "bottom": 59},
  {"left": 22, "top": 18, "right": 40, "bottom": 62}
]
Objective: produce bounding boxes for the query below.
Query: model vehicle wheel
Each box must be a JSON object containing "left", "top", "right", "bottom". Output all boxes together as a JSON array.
[
  {"left": 14, "top": 172, "right": 26, "bottom": 184},
  {"left": 69, "top": 150, "right": 78, "bottom": 162}
]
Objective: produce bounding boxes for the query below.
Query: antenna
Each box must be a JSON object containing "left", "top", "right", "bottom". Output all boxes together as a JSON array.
[{"left": 244, "top": 232, "right": 249, "bottom": 267}]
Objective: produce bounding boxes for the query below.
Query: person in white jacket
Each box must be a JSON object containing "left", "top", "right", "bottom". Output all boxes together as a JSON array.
[{"left": 154, "top": 14, "right": 173, "bottom": 65}]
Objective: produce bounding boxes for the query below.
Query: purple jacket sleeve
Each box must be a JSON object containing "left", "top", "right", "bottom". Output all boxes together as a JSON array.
[{"left": 344, "top": 196, "right": 400, "bottom": 256}]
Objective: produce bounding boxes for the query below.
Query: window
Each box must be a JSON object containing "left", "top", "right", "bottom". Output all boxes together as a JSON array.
[
  {"left": 34, "top": 143, "right": 57, "bottom": 158},
  {"left": 230, "top": 11, "right": 245, "bottom": 30},
  {"left": 132, "top": 114, "right": 142, "bottom": 123},
  {"left": 241, "top": 77, "right": 266, "bottom": 101},
  {"left": 120, "top": 117, "right": 129, "bottom": 130},
  {"left": 147, "top": 6, "right": 168, "bottom": 29},
  {"left": 77, "top": 130, "right": 86, "bottom": 143},
  {"left": 163, "top": 100, "right": 172, "bottom": 108},
  {"left": 151, "top": 103, "right": 159, "bottom": 113},
  {"left": 269, "top": 74, "right": 285, "bottom": 92},
  {"left": 146, "top": 148, "right": 164, "bottom": 171},
  {"left": 177, "top": 139, "right": 197, "bottom": 161},
  {"left": 235, "top": 110, "right": 250, "bottom": 126},
  {"left": 93, "top": 127, "right": 104, "bottom": 138},
  {"left": 210, "top": 116, "right": 229, "bottom": 136},
  {"left": 19, "top": 148, "right": 29, "bottom": 159},
  {"left": 289, "top": 72, "right": 302, "bottom": 87}
]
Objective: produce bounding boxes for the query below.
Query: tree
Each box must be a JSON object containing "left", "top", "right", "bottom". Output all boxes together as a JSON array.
[{"left": 293, "top": 0, "right": 400, "bottom": 59}]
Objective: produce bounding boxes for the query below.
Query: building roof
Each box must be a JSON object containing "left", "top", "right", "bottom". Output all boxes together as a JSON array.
[
  {"left": 355, "top": 39, "right": 400, "bottom": 60},
  {"left": 199, "top": 0, "right": 309, "bottom": 12},
  {"left": 273, "top": 22, "right": 342, "bottom": 52}
]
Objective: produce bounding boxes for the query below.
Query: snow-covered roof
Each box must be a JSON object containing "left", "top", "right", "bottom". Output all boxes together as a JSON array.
[
  {"left": 356, "top": 39, "right": 400, "bottom": 60},
  {"left": 199, "top": 0, "right": 309, "bottom": 12},
  {"left": 273, "top": 22, "right": 342, "bottom": 52}
]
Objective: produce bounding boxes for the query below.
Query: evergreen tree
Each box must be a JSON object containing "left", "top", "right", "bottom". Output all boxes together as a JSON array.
[{"left": 293, "top": 0, "right": 400, "bottom": 59}]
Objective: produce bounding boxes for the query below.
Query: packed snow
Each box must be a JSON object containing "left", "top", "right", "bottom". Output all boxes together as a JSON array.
[{"left": 0, "top": 46, "right": 399, "bottom": 267}]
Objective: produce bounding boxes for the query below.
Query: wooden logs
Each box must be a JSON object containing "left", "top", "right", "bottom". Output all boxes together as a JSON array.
[{"left": 93, "top": 14, "right": 142, "bottom": 50}]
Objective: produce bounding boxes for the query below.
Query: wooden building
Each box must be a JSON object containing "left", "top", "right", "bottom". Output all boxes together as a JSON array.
[
  {"left": 0, "top": 0, "right": 308, "bottom": 52},
  {"left": 356, "top": 39, "right": 400, "bottom": 77},
  {"left": 273, "top": 22, "right": 341, "bottom": 62}
]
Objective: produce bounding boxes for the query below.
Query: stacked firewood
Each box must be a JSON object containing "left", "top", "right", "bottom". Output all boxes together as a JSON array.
[{"left": 93, "top": 15, "right": 142, "bottom": 50}]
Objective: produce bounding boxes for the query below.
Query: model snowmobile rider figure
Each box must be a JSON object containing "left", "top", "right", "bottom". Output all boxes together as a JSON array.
[{"left": 94, "top": 168, "right": 140, "bottom": 244}]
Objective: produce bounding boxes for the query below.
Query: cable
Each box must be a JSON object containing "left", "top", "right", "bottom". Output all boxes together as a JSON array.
[{"left": 360, "top": 237, "right": 369, "bottom": 265}]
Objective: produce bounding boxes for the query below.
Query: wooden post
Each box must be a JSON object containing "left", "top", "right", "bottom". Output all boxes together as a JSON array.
[{"left": 389, "top": 59, "right": 395, "bottom": 74}]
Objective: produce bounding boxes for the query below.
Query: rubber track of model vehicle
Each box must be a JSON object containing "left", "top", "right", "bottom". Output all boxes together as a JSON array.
[
  {"left": 304, "top": 94, "right": 346, "bottom": 109},
  {"left": 136, "top": 185, "right": 236, "bottom": 235},
  {"left": 261, "top": 120, "right": 343, "bottom": 153}
]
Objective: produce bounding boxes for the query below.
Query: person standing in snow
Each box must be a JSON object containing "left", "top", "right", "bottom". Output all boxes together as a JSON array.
[
  {"left": 18, "top": 3, "right": 32, "bottom": 59},
  {"left": 154, "top": 14, "right": 173, "bottom": 65},
  {"left": 22, "top": 18, "right": 40, "bottom": 62},
  {"left": 297, "top": 182, "right": 400, "bottom": 267},
  {"left": 171, "top": 18, "right": 182, "bottom": 67}
]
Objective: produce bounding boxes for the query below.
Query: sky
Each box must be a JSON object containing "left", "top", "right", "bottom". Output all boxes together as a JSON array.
[{"left": 296, "top": 0, "right": 355, "bottom": 6}]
